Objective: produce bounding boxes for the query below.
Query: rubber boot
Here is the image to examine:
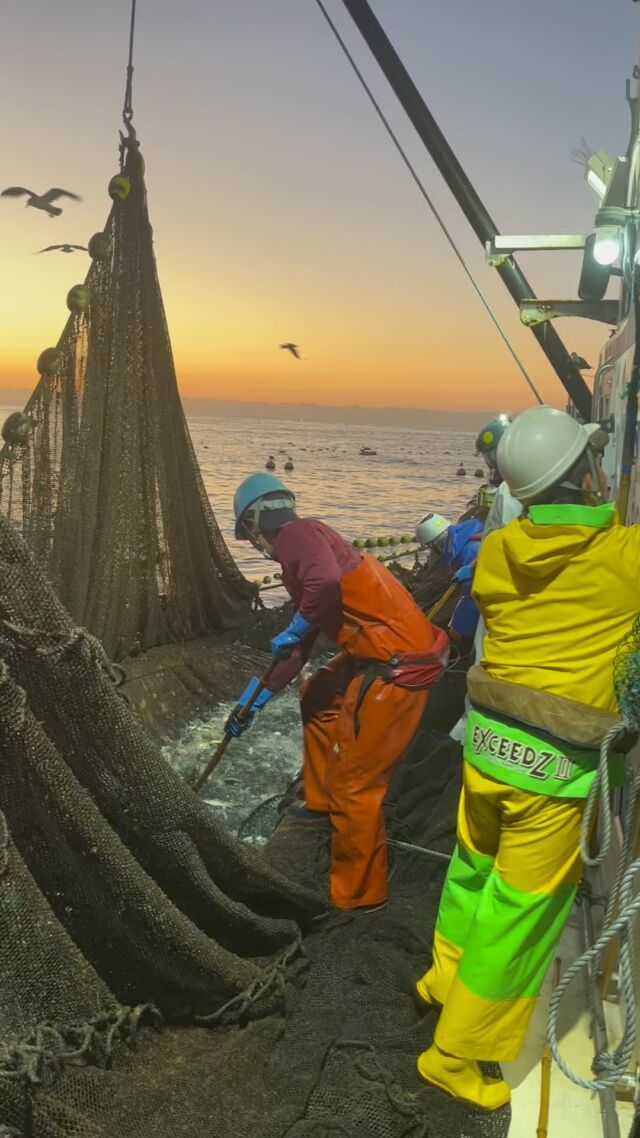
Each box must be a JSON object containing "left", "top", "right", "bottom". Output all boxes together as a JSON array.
[
  {"left": 414, "top": 973, "right": 442, "bottom": 1011},
  {"left": 416, "top": 1044, "right": 511, "bottom": 1110}
]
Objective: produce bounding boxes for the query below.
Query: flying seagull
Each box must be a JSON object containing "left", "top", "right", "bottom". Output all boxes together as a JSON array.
[
  {"left": 1, "top": 187, "right": 82, "bottom": 217},
  {"left": 36, "top": 243, "right": 88, "bottom": 255},
  {"left": 279, "top": 342, "right": 302, "bottom": 359}
]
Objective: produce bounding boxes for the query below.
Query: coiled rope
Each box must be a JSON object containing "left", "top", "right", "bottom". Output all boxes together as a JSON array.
[
  {"left": 548, "top": 616, "right": 640, "bottom": 1091},
  {"left": 547, "top": 851, "right": 640, "bottom": 1091}
]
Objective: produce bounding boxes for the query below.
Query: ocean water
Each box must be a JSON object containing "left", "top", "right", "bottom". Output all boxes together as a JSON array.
[
  {"left": 189, "top": 414, "right": 481, "bottom": 588},
  {"left": 164, "top": 414, "right": 480, "bottom": 836}
]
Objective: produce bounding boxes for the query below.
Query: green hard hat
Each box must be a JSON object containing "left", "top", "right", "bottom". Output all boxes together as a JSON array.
[{"left": 475, "top": 414, "right": 512, "bottom": 465}]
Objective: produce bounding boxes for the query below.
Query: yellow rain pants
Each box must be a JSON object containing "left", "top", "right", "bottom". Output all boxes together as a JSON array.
[{"left": 419, "top": 760, "right": 585, "bottom": 1062}]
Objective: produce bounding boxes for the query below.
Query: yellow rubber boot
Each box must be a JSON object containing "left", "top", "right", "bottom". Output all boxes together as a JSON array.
[
  {"left": 416, "top": 1044, "right": 511, "bottom": 1110},
  {"left": 414, "top": 974, "right": 442, "bottom": 1010}
]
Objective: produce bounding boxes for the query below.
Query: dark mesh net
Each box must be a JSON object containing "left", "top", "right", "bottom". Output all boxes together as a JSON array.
[
  {"left": 0, "top": 142, "right": 252, "bottom": 660},
  {"left": 0, "top": 505, "right": 325, "bottom": 1134},
  {"left": 614, "top": 613, "right": 640, "bottom": 725}
]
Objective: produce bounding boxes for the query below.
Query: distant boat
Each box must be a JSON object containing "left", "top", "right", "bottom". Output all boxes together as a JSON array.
[{"left": 359, "top": 446, "right": 377, "bottom": 456}]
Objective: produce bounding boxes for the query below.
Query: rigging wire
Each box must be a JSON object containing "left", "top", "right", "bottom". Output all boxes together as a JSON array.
[
  {"left": 123, "top": 0, "right": 137, "bottom": 124},
  {"left": 313, "top": 0, "right": 544, "bottom": 405}
]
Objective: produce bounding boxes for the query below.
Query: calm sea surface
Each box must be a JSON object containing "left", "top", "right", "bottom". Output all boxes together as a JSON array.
[{"left": 188, "top": 414, "right": 481, "bottom": 586}]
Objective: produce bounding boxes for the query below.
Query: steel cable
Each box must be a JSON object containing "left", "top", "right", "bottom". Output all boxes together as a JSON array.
[{"left": 313, "top": 0, "right": 544, "bottom": 404}]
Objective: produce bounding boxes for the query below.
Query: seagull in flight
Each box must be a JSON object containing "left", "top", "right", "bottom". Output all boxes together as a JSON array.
[
  {"left": 1, "top": 186, "right": 82, "bottom": 217},
  {"left": 35, "top": 243, "right": 88, "bottom": 255},
  {"left": 279, "top": 342, "right": 302, "bottom": 360}
]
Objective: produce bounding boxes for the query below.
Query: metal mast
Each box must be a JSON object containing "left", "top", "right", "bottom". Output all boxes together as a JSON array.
[{"left": 336, "top": 0, "right": 592, "bottom": 420}]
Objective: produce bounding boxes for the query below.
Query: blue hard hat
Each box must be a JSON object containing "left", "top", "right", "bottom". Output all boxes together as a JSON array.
[{"left": 233, "top": 473, "right": 295, "bottom": 538}]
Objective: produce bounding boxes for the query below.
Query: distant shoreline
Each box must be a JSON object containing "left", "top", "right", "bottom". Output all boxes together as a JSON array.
[{"left": 0, "top": 388, "right": 498, "bottom": 432}]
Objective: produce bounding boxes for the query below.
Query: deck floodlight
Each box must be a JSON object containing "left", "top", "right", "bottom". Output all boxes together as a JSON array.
[
  {"left": 585, "top": 150, "right": 615, "bottom": 201},
  {"left": 592, "top": 206, "right": 626, "bottom": 266},
  {"left": 593, "top": 226, "right": 621, "bottom": 265}
]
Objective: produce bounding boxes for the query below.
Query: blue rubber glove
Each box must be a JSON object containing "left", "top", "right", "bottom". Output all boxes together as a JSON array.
[
  {"left": 453, "top": 563, "right": 475, "bottom": 597},
  {"left": 270, "top": 611, "right": 315, "bottom": 660},
  {"left": 224, "top": 677, "right": 273, "bottom": 737}
]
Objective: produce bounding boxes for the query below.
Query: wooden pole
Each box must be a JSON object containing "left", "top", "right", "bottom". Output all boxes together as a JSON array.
[
  {"left": 537, "top": 957, "right": 562, "bottom": 1138},
  {"left": 427, "top": 583, "right": 457, "bottom": 622},
  {"left": 191, "top": 661, "right": 277, "bottom": 793}
]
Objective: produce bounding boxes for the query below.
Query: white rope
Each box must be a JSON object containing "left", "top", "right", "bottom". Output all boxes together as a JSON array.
[
  {"left": 387, "top": 838, "right": 452, "bottom": 863},
  {"left": 548, "top": 762, "right": 640, "bottom": 1091},
  {"left": 547, "top": 860, "right": 640, "bottom": 1091}
]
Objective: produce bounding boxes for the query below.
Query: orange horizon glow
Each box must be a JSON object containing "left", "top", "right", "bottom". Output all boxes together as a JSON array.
[{"left": 0, "top": 1, "right": 631, "bottom": 419}]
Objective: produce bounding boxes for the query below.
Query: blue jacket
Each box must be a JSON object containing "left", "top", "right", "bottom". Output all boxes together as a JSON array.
[
  {"left": 439, "top": 519, "right": 483, "bottom": 642},
  {"left": 440, "top": 519, "right": 483, "bottom": 574}
]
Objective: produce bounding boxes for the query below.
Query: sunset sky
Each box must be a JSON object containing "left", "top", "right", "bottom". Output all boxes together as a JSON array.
[{"left": 0, "top": 0, "right": 638, "bottom": 412}]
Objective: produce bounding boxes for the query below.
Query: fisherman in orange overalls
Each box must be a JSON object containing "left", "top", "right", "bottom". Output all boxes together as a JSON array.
[{"left": 229, "top": 473, "right": 448, "bottom": 911}]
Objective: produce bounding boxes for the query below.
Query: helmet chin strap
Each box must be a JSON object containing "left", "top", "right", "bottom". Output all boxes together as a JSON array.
[
  {"left": 557, "top": 447, "right": 604, "bottom": 505},
  {"left": 241, "top": 496, "right": 293, "bottom": 557},
  {"left": 241, "top": 516, "right": 274, "bottom": 558}
]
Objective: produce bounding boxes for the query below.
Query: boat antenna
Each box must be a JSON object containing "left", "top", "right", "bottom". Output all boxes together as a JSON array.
[
  {"left": 313, "top": 0, "right": 543, "bottom": 404},
  {"left": 120, "top": 0, "right": 138, "bottom": 163}
]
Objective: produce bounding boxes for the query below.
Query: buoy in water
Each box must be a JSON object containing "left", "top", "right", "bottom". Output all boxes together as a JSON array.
[
  {"left": 456, "top": 464, "right": 466, "bottom": 476},
  {"left": 266, "top": 456, "right": 276, "bottom": 470},
  {"left": 2, "top": 411, "right": 32, "bottom": 447},
  {"left": 474, "top": 467, "right": 484, "bottom": 478},
  {"left": 284, "top": 457, "right": 294, "bottom": 471}
]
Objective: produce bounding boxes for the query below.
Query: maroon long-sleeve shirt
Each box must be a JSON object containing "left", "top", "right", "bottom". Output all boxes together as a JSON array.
[{"left": 267, "top": 518, "right": 361, "bottom": 691}]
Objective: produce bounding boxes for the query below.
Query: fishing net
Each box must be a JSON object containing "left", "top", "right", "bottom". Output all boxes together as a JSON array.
[
  {"left": 614, "top": 613, "right": 640, "bottom": 726},
  {"left": 0, "top": 139, "right": 252, "bottom": 660},
  {"left": 261, "top": 731, "right": 510, "bottom": 1138},
  {"left": 0, "top": 504, "right": 325, "bottom": 1134}
]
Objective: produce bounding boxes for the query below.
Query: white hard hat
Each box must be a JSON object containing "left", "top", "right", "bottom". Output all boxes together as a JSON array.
[
  {"left": 497, "top": 406, "right": 601, "bottom": 505},
  {"left": 415, "top": 512, "right": 451, "bottom": 547}
]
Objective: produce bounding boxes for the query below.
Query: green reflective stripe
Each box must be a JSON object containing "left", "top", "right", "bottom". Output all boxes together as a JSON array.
[
  {"left": 436, "top": 842, "right": 494, "bottom": 949},
  {"left": 458, "top": 868, "right": 577, "bottom": 1000},
  {"left": 464, "top": 708, "right": 626, "bottom": 798},
  {"left": 528, "top": 502, "right": 615, "bottom": 529}
]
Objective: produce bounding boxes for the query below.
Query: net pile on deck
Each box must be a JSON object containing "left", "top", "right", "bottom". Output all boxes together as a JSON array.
[
  {"left": 0, "top": 142, "right": 252, "bottom": 660},
  {"left": 0, "top": 506, "right": 322, "bottom": 1136}
]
